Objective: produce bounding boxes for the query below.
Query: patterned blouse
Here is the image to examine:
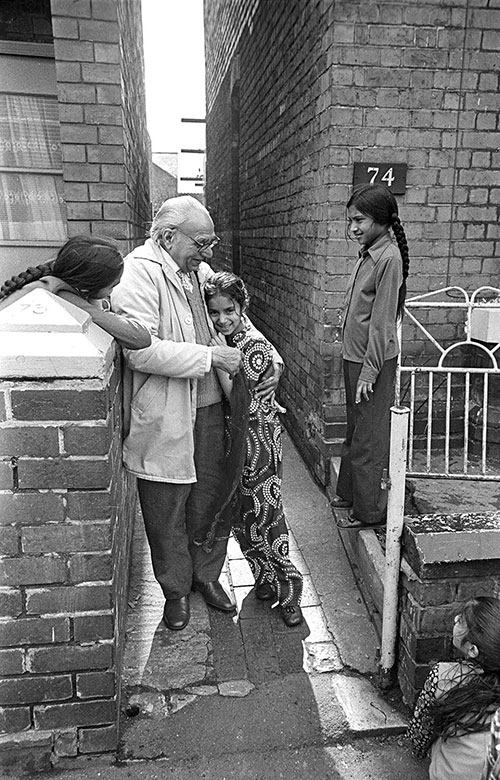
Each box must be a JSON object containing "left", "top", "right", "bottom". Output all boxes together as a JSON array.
[
  {"left": 483, "top": 708, "right": 500, "bottom": 780},
  {"left": 231, "top": 321, "right": 285, "bottom": 414},
  {"left": 407, "top": 661, "right": 491, "bottom": 780}
]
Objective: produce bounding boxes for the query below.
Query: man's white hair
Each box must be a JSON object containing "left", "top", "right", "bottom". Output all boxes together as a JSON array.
[{"left": 151, "top": 196, "right": 210, "bottom": 244}]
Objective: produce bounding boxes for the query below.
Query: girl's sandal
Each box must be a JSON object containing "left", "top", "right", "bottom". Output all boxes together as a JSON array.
[
  {"left": 279, "top": 603, "right": 303, "bottom": 627},
  {"left": 336, "top": 514, "right": 386, "bottom": 530},
  {"left": 255, "top": 581, "right": 276, "bottom": 601}
]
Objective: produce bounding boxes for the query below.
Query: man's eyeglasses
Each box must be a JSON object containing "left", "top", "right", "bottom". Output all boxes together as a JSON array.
[{"left": 176, "top": 228, "right": 220, "bottom": 253}]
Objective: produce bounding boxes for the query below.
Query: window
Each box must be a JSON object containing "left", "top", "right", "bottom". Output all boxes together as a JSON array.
[
  {"left": 0, "top": 93, "right": 66, "bottom": 244},
  {"left": 0, "top": 0, "right": 53, "bottom": 44}
]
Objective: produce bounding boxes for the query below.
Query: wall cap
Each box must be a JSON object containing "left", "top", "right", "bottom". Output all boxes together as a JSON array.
[
  {"left": 404, "top": 512, "right": 500, "bottom": 564},
  {"left": 0, "top": 289, "right": 115, "bottom": 379}
]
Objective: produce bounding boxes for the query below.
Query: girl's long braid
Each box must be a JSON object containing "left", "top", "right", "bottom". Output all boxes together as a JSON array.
[
  {"left": 391, "top": 213, "right": 410, "bottom": 319},
  {"left": 432, "top": 667, "right": 500, "bottom": 739},
  {"left": 0, "top": 263, "right": 53, "bottom": 301}
]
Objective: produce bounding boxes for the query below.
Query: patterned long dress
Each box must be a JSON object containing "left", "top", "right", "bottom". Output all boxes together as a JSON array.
[{"left": 228, "top": 325, "right": 303, "bottom": 607}]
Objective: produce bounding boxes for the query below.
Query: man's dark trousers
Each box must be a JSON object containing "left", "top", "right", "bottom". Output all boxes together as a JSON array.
[{"left": 137, "top": 402, "right": 227, "bottom": 599}]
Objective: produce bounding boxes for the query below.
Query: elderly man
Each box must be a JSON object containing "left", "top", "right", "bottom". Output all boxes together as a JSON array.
[{"left": 112, "top": 196, "right": 279, "bottom": 631}]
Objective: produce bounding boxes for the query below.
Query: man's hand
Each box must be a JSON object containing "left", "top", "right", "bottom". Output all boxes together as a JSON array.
[
  {"left": 211, "top": 345, "right": 243, "bottom": 375},
  {"left": 254, "top": 360, "right": 283, "bottom": 401},
  {"left": 355, "top": 379, "right": 373, "bottom": 404}
]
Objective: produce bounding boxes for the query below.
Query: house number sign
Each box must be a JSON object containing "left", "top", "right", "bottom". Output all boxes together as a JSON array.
[{"left": 353, "top": 162, "right": 407, "bottom": 194}]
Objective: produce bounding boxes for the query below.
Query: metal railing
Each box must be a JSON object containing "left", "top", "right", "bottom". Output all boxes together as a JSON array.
[{"left": 398, "top": 286, "right": 500, "bottom": 481}]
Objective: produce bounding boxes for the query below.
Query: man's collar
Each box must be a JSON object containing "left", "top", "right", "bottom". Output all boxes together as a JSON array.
[{"left": 156, "top": 240, "right": 184, "bottom": 274}]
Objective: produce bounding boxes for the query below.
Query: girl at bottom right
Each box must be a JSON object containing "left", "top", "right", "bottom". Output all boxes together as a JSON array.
[{"left": 408, "top": 596, "right": 500, "bottom": 780}]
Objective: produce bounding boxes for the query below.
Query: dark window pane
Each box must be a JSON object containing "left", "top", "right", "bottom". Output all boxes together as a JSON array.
[{"left": 0, "top": 0, "right": 53, "bottom": 44}]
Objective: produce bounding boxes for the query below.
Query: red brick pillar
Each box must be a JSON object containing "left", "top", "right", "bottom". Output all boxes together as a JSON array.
[
  {"left": 398, "top": 514, "right": 500, "bottom": 706},
  {"left": 0, "top": 290, "right": 136, "bottom": 771}
]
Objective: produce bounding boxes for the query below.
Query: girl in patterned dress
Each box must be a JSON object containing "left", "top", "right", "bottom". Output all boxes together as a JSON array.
[
  {"left": 407, "top": 597, "right": 500, "bottom": 780},
  {"left": 205, "top": 271, "right": 303, "bottom": 627}
]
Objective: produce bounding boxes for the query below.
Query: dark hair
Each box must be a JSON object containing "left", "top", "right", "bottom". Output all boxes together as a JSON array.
[
  {"left": 0, "top": 236, "right": 123, "bottom": 301},
  {"left": 204, "top": 271, "right": 250, "bottom": 312},
  {"left": 347, "top": 183, "right": 410, "bottom": 319},
  {"left": 431, "top": 597, "right": 500, "bottom": 739}
]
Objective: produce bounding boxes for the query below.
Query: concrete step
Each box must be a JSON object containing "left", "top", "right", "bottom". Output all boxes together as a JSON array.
[{"left": 331, "top": 674, "right": 407, "bottom": 736}]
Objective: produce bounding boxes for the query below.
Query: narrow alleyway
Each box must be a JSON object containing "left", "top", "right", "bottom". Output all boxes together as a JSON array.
[
  {"left": 23, "top": 434, "right": 430, "bottom": 780},
  {"left": 111, "top": 432, "right": 428, "bottom": 779}
]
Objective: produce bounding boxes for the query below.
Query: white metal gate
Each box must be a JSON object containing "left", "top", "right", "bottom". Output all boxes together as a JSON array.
[{"left": 398, "top": 286, "right": 500, "bottom": 481}]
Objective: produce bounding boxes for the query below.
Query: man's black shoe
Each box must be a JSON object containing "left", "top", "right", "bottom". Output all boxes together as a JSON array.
[
  {"left": 192, "top": 580, "right": 236, "bottom": 612},
  {"left": 163, "top": 595, "right": 190, "bottom": 630}
]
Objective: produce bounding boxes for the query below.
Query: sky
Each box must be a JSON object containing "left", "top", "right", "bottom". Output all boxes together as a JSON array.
[{"left": 141, "top": 0, "right": 206, "bottom": 153}]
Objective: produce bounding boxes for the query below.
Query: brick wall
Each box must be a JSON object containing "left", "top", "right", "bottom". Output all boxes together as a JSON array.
[
  {"left": 0, "top": 350, "right": 136, "bottom": 770},
  {"left": 205, "top": 0, "right": 500, "bottom": 486},
  {"left": 51, "top": 0, "right": 151, "bottom": 254},
  {"left": 205, "top": 0, "right": 259, "bottom": 113},
  {"left": 151, "top": 163, "right": 177, "bottom": 214},
  {"left": 205, "top": 62, "right": 240, "bottom": 272},
  {"left": 117, "top": 0, "right": 151, "bottom": 243}
]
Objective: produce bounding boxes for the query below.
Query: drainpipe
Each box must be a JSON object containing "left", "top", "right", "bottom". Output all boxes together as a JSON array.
[{"left": 379, "top": 405, "right": 410, "bottom": 689}]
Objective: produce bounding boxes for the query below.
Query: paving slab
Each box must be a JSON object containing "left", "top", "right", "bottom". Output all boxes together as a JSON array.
[
  {"left": 282, "top": 437, "right": 381, "bottom": 674},
  {"left": 304, "top": 640, "right": 343, "bottom": 674},
  {"left": 210, "top": 607, "right": 248, "bottom": 682},
  {"left": 301, "top": 572, "right": 322, "bottom": 605},
  {"left": 122, "top": 519, "right": 212, "bottom": 691}
]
